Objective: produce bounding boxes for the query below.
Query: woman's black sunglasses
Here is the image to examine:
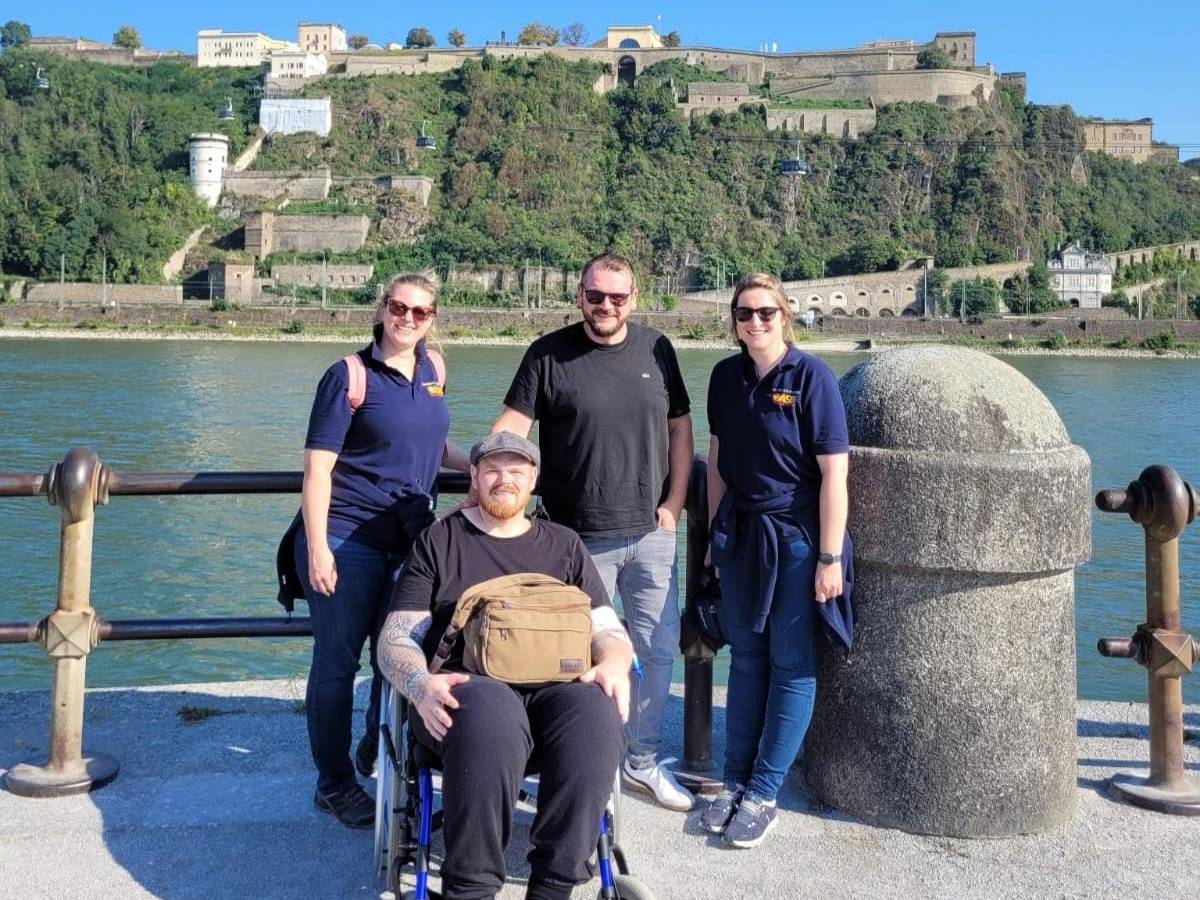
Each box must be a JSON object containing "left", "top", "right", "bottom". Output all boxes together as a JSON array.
[{"left": 733, "top": 306, "right": 780, "bottom": 323}]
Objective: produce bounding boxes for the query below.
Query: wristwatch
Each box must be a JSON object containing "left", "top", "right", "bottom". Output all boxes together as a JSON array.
[{"left": 818, "top": 552, "right": 842, "bottom": 565}]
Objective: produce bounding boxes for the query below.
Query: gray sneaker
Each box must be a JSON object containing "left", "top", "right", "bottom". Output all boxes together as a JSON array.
[
  {"left": 701, "top": 782, "right": 744, "bottom": 834},
  {"left": 722, "top": 793, "right": 777, "bottom": 849}
]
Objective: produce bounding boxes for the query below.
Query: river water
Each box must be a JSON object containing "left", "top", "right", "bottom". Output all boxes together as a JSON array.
[{"left": 0, "top": 337, "right": 1196, "bottom": 700}]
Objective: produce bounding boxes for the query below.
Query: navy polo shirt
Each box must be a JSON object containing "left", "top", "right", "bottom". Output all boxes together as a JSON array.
[
  {"left": 706, "top": 346, "right": 849, "bottom": 516},
  {"left": 305, "top": 340, "right": 450, "bottom": 551}
]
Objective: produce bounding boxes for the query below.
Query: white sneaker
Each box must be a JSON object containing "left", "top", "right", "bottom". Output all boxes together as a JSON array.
[{"left": 621, "top": 758, "right": 695, "bottom": 811}]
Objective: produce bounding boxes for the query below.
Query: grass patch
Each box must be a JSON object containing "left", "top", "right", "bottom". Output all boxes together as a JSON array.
[
  {"left": 178, "top": 705, "right": 224, "bottom": 725},
  {"left": 766, "top": 97, "right": 870, "bottom": 110},
  {"left": 1042, "top": 332, "right": 1068, "bottom": 350},
  {"left": 282, "top": 319, "right": 307, "bottom": 335},
  {"left": 1141, "top": 329, "right": 1178, "bottom": 351}
]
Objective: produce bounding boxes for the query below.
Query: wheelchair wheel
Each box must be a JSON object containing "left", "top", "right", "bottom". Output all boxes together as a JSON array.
[{"left": 598, "top": 874, "right": 655, "bottom": 900}]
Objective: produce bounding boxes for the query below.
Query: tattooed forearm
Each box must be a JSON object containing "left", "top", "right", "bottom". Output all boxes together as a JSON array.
[
  {"left": 379, "top": 610, "right": 434, "bottom": 703},
  {"left": 590, "top": 606, "right": 633, "bottom": 662}
]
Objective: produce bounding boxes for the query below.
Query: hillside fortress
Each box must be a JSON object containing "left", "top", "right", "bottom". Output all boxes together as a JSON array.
[{"left": 336, "top": 30, "right": 1000, "bottom": 110}]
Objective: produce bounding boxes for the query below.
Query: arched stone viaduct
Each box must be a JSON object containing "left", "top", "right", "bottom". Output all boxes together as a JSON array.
[
  {"left": 683, "top": 262, "right": 1028, "bottom": 318},
  {"left": 1108, "top": 240, "right": 1200, "bottom": 270},
  {"left": 681, "top": 242, "right": 1200, "bottom": 319}
]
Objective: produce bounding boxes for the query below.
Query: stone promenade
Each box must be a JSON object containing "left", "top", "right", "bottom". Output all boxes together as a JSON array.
[{"left": 2, "top": 680, "right": 1198, "bottom": 898}]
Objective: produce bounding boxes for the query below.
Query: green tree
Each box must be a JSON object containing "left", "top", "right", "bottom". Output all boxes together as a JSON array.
[
  {"left": 517, "top": 22, "right": 559, "bottom": 46},
  {"left": 829, "top": 236, "right": 906, "bottom": 275},
  {"left": 925, "top": 268, "right": 949, "bottom": 315},
  {"left": 561, "top": 22, "right": 588, "bottom": 47},
  {"left": 0, "top": 20, "right": 31, "bottom": 49},
  {"left": 1003, "top": 262, "right": 1063, "bottom": 313},
  {"left": 948, "top": 277, "right": 1001, "bottom": 318},
  {"left": 405, "top": 27, "right": 435, "bottom": 49},
  {"left": 916, "top": 47, "right": 953, "bottom": 70},
  {"left": 662, "top": 31, "right": 681, "bottom": 48},
  {"left": 448, "top": 29, "right": 466, "bottom": 48},
  {"left": 348, "top": 34, "right": 369, "bottom": 50},
  {"left": 113, "top": 25, "right": 141, "bottom": 50}
]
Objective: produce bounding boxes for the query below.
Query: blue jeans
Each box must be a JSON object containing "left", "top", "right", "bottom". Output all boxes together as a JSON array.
[
  {"left": 585, "top": 528, "right": 680, "bottom": 768},
  {"left": 295, "top": 530, "right": 404, "bottom": 793},
  {"left": 722, "top": 535, "right": 818, "bottom": 801}
]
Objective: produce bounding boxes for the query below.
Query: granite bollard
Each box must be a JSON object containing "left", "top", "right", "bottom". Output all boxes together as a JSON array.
[{"left": 805, "top": 345, "right": 1092, "bottom": 836}]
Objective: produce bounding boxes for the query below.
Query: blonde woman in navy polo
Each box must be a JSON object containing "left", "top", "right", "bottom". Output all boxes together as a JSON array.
[
  {"left": 702, "top": 273, "right": 853, "bottom": 849},
  {"left": 297, "top": 273, "right": 466, "bottom": 828}
]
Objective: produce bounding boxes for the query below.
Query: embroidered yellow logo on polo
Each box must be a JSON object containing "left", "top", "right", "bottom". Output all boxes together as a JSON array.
[
  {"left": 771, "top": 391, "right": 795, "bottom": 407},
  {"left": 425, "top": 383, "right": 445, "bottom": 397}
]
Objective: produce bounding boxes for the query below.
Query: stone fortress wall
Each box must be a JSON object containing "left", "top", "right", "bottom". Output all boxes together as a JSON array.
[
  {"left": 27, "top": 37, "right": 194, "bottom": 67},
  {"left": 765, "top": 108, "right": 878, "bottom": 138},
  {"left": 334, "top": 33, "right": 991, "bottom": 109},
  {"left": 270, "top": 263, "right": 375, "bottom": 286},
  {"left": 24, "top": 283, "right": 184, "bottom": 304},
  {"left": 330, "top": 175, "right": 434, "bottom": 207},
  {"left": 1108, "top": 240, "right": 1200, "bottom": 270},
  {"left": 244, "top": 212, "right": 369, "bottom": 257},
  {"left": 222, "top": 168, "right": 333, "bottom": 201},
  {"left": 770, "top": 68, "right": 994, "bottom": 108},
  {"left": 681, "top": 242, "right": 1200, "bottom": 319}
]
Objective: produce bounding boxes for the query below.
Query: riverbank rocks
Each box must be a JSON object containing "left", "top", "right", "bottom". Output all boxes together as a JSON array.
[{"left": 805, "top": 345, "right": 1092, "bottom": 837}]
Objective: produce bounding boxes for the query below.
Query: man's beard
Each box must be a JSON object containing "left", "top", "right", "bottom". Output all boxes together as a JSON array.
[
  {"left": 584, "top": 309, "right": 623, "bottom": 337},
  {"left": 480, "top": 486, "right": 528, "bottom": 520}
]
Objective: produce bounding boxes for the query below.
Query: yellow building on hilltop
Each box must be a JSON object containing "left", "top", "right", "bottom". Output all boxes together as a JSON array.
[
  {"left": 297, "top": 23, "right": 347, "bottom": 56},
  {"left": 602, "top": 26, "right": 664, "bottom": 49},
  {"left": 197, "top": 29, "right": 294, "bottom": 67},
  {"left": 1081, "top": 118, "right": 1155, "bottom": 163}
]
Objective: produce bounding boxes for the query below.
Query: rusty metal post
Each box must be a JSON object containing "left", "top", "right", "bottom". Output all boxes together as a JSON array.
[
  {"left": 1096, "top": 464, "right": 1200, "bottom": 815},
  {"left": 672, "top": 455, "right": 722, "bottom": 795},
  {"left": 5, "top": 447, "right": 119, "bottom": 797}
]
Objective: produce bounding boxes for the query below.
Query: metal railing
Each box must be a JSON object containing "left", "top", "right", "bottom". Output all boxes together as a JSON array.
[
  {"left": 0, "top": 447, "right": 720, "bottom": 797},
  {"left": 1096, "top": 464, "right": 1200, "bottom": 815}
]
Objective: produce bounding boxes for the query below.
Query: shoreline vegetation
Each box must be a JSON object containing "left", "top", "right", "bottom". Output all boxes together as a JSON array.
[{"left": 3, "top": 324, "right": 1199, "bottom": 359}]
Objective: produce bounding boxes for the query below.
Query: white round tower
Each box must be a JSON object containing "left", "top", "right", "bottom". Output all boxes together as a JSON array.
[{"left": 188, "top": 133, "right": 229, "bottom": 207}]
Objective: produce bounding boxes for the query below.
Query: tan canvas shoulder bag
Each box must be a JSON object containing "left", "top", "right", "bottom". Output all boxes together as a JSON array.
[{"left": 428, "top": 573, "right": 593, "bottom": 685}]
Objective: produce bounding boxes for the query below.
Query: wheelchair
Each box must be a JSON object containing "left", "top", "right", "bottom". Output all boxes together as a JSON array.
[{"left": 373, "top": 681, "right": 656, "bottom": 900}]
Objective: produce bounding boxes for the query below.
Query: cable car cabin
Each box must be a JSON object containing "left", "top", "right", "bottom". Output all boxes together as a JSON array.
[
  {"left": 35, "top": 67, "right": 50, "bottom": 91},
  {"left": 416, "top": 134, "right": 437, "bottom": 150},
  {"left": 218, "top": 99, "right": 235, "bottom": 120},
  {"left": 779, "top": 158, "right": 810, "bottom": 177}
]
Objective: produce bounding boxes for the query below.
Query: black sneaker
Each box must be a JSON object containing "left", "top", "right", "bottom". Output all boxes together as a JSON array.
[
  {"left": 701, "top": 782, "right": 744, "bottom": 834},
  {"left": 355, "top": 733, "right": 378, "bottom": 778},
  {"left": 722, "top": 793, "right": 777, "bottom": 849},
  {"left": 314, "top": 782, "right": 375, "bottom": 829}
]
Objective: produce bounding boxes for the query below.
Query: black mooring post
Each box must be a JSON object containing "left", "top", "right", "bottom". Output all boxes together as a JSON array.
[{"left": 676, "top": 455, "right": 721, "bottom": 795}]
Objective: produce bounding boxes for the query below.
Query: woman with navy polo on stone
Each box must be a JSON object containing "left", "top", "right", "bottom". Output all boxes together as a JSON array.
[
  {"left": 297, "top": 272, "right": 466, "bottom": 828},
  {"left": 702, "top": 273, "right": 853, "bottom": 849}
]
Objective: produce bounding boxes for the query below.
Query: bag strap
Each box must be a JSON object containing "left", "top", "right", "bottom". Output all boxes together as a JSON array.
[
  {"left": 343, "top": 353, "right": 367, "bottom": 412},
  {"left": 428, "top": 573, "right": 569, "bottom": 674},
  {"left": 427, "top": 348, "right": 446, "bottom": 388}
]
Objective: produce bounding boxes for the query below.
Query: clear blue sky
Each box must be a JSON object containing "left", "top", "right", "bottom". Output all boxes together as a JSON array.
[{"left": 20, "top": 0, "right": 1198, "bottom": 158}]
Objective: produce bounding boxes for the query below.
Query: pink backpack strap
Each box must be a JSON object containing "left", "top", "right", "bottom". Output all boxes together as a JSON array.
[
  {"left": 343, "top": 353, "right": 367, "bottom": 412},
  {"left": 427, "top": 348, "right": 447, "bottom": 388}
]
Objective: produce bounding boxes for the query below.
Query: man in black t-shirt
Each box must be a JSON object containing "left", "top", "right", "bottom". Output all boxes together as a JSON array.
[
  {"left": 378, "top": 432, "right": 632, "bottom": 900},
  {"left": 492, "top": 252, "right": 696, "bottom": 812}
]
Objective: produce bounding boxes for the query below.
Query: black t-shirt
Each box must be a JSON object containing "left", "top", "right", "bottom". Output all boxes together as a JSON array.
[
  {"left": 502, "top": 321, "right": 691, "bottom": 539},
  {"left": 389, "top": 511, "right": 611, "bottom": 667}
]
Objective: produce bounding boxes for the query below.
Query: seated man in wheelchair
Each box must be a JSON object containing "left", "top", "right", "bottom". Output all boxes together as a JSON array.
[{"left": 378, "top": 431, "right": 633, "bottom": 900}]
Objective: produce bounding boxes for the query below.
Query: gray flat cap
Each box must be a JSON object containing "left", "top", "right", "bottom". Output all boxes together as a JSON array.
[{"left": 470, "top": 431, "right": 541, "bottom": 467}]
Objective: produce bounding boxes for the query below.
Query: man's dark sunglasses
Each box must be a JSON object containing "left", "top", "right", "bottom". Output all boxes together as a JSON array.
[
  {"left": 733, "top": 306, "right": 781, "bottom": 323},
  {"left": 583, "top": 290, "right": 632, "bottom": 307},
  {"left": 386, "top": 300, "right": 436, "bottom": 323}
]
